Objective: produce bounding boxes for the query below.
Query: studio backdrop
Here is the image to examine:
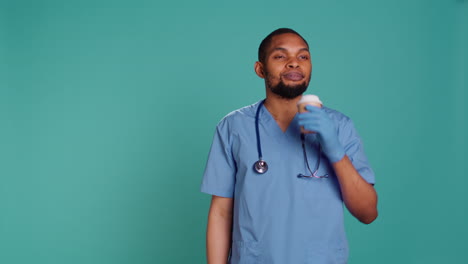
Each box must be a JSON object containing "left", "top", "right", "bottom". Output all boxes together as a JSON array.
[{"left": 1, "top": 0, "right": 467, "bottom": 263}]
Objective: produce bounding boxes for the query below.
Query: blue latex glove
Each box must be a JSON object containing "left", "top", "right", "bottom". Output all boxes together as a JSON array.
[{"left": 298, "top": 105, "right": 345, "bottom": 163}]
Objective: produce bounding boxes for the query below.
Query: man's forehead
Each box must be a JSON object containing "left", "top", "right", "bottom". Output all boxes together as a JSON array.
[{"left": 268, "top": 33, "right": 309, "bottom": 51}]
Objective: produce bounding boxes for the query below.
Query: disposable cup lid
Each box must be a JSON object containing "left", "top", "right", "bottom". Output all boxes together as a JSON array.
[{"left": 297, "top": 94, "right": 322, "bottom": 105}]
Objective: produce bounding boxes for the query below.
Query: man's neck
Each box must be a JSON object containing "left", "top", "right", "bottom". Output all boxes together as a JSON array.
[{"left": 263, "top": 93, "right": 301, "bottom": 131}]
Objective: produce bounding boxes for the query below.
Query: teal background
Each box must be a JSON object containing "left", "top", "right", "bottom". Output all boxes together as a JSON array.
[{"left": 2, "top": 0, "right": 467, "bottom": 263}]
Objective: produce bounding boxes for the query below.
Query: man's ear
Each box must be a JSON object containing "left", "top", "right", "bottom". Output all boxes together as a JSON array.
[{"left": 254, "top": 61, "right": 265, "bottom": 79}]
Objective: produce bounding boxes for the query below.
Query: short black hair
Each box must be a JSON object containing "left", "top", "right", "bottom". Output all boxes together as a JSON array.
[{"left": 258, "top": 28, "right": 309, "bottom": 63}]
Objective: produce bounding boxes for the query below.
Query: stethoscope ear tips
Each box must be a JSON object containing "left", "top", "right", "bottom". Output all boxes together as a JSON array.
[{"left": 254, "top": 160, "right": 268, "bottom": 174}]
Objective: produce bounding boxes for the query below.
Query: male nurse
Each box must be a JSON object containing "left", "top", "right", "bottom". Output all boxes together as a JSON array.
[{"left": 200, "top": 28, "right": 378, "bottom": 264}]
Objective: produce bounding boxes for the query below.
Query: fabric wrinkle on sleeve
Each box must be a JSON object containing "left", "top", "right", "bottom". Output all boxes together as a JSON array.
[
  {"left": 340, "top": 118, "right": 376, "bottom": 185},
  {"left": 200, "top": 118, "right": 237, "bottom": 198}
]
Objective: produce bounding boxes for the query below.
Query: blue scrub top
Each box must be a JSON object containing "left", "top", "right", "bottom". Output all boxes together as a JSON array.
[{"left": 201, "top": 100, "right": 375, "bottom": 264}]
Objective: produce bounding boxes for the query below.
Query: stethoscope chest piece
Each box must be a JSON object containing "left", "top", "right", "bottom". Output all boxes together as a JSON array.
[{"left": 254, "top": 160, "right": 268, "bottom": 174}]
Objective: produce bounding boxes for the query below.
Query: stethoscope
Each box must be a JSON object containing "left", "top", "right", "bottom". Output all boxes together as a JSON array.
[
  {"left": 253, "top": 100, "right": 269, "bottom": 174},
  {"left": 253, "top": 100, "right": 329, "bottom": 178}
]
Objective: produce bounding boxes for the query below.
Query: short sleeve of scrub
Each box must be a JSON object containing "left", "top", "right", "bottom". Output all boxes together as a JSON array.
[
  {"left": 340, "top": 118, "right": 376, "bottom": 185},
  {"left": 200, "top": 118, "right": 236, "bottom": 198}
]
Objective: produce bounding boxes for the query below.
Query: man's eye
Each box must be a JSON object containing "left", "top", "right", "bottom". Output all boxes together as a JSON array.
[
  {"left": 299, "top": 55, "right": 309, "bottom": 60},
  {"left": 274, "top": 55, "right": 285, "bottom": 59}
]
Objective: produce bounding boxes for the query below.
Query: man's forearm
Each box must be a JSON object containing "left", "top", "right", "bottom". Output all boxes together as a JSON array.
[
  {"left": 332, "top": 155, "right": 378, "bottom": 224},
  {"left": 206, "top": 199, "right": 233, "bottom": 264}
]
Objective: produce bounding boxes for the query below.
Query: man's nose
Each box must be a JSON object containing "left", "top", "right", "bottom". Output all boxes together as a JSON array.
[{"left": 287, "top": 59, "right": 299, "bottom": 68}]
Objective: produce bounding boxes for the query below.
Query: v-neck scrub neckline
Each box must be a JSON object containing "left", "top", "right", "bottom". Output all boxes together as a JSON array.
[{"left": 259, "top": 103, "right": 302, "bottom": 142}]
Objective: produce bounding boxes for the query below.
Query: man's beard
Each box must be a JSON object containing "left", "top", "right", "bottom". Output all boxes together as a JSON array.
[{"left": 267, "top": 78, "right": 309, "bottom": 99}]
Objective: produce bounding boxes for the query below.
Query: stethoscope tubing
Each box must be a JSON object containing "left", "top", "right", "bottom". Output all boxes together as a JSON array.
[
  {"left": 253, "top": 99, "right": 327, "bottom": 178},
  {"left": 255, "top": 99, "right": 266, "bottom": 160}
]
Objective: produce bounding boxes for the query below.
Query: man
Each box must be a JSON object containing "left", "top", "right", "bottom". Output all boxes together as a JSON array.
[{"left": 200, "top": 28, "right": 378, "bottom": 264}]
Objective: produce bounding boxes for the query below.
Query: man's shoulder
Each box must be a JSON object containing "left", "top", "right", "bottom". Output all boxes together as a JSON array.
[
  {"left": 217, "top": 100, "right": 261, "bottom": 126},
  {"left": 322, "top": 106, "right": 352, "bottom": 124}
]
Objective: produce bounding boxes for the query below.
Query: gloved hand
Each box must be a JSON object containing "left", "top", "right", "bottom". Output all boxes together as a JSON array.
[{"left": 298, "top": 105, "right": 345, "bottom": 163}]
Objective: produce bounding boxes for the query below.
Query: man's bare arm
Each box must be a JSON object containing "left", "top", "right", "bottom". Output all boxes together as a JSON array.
[
  {"left": 206, "top": 195, "right": 234, "bottom": 264},
  {"left": 333, "top": 155, "right": 378, "bottom": 224}
]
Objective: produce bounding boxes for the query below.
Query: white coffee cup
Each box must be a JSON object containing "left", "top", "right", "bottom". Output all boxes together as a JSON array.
[{"left": 297, "top": 94, "right": 323, "bottom": 134}]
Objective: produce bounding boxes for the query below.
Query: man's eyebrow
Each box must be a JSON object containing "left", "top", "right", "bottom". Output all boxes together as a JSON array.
[
  {"left": 272, "top": 47, "right": 310, "bottom": 52},
  {"left": 273, "top": 47, "right": 287, "bottom": 52}
]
